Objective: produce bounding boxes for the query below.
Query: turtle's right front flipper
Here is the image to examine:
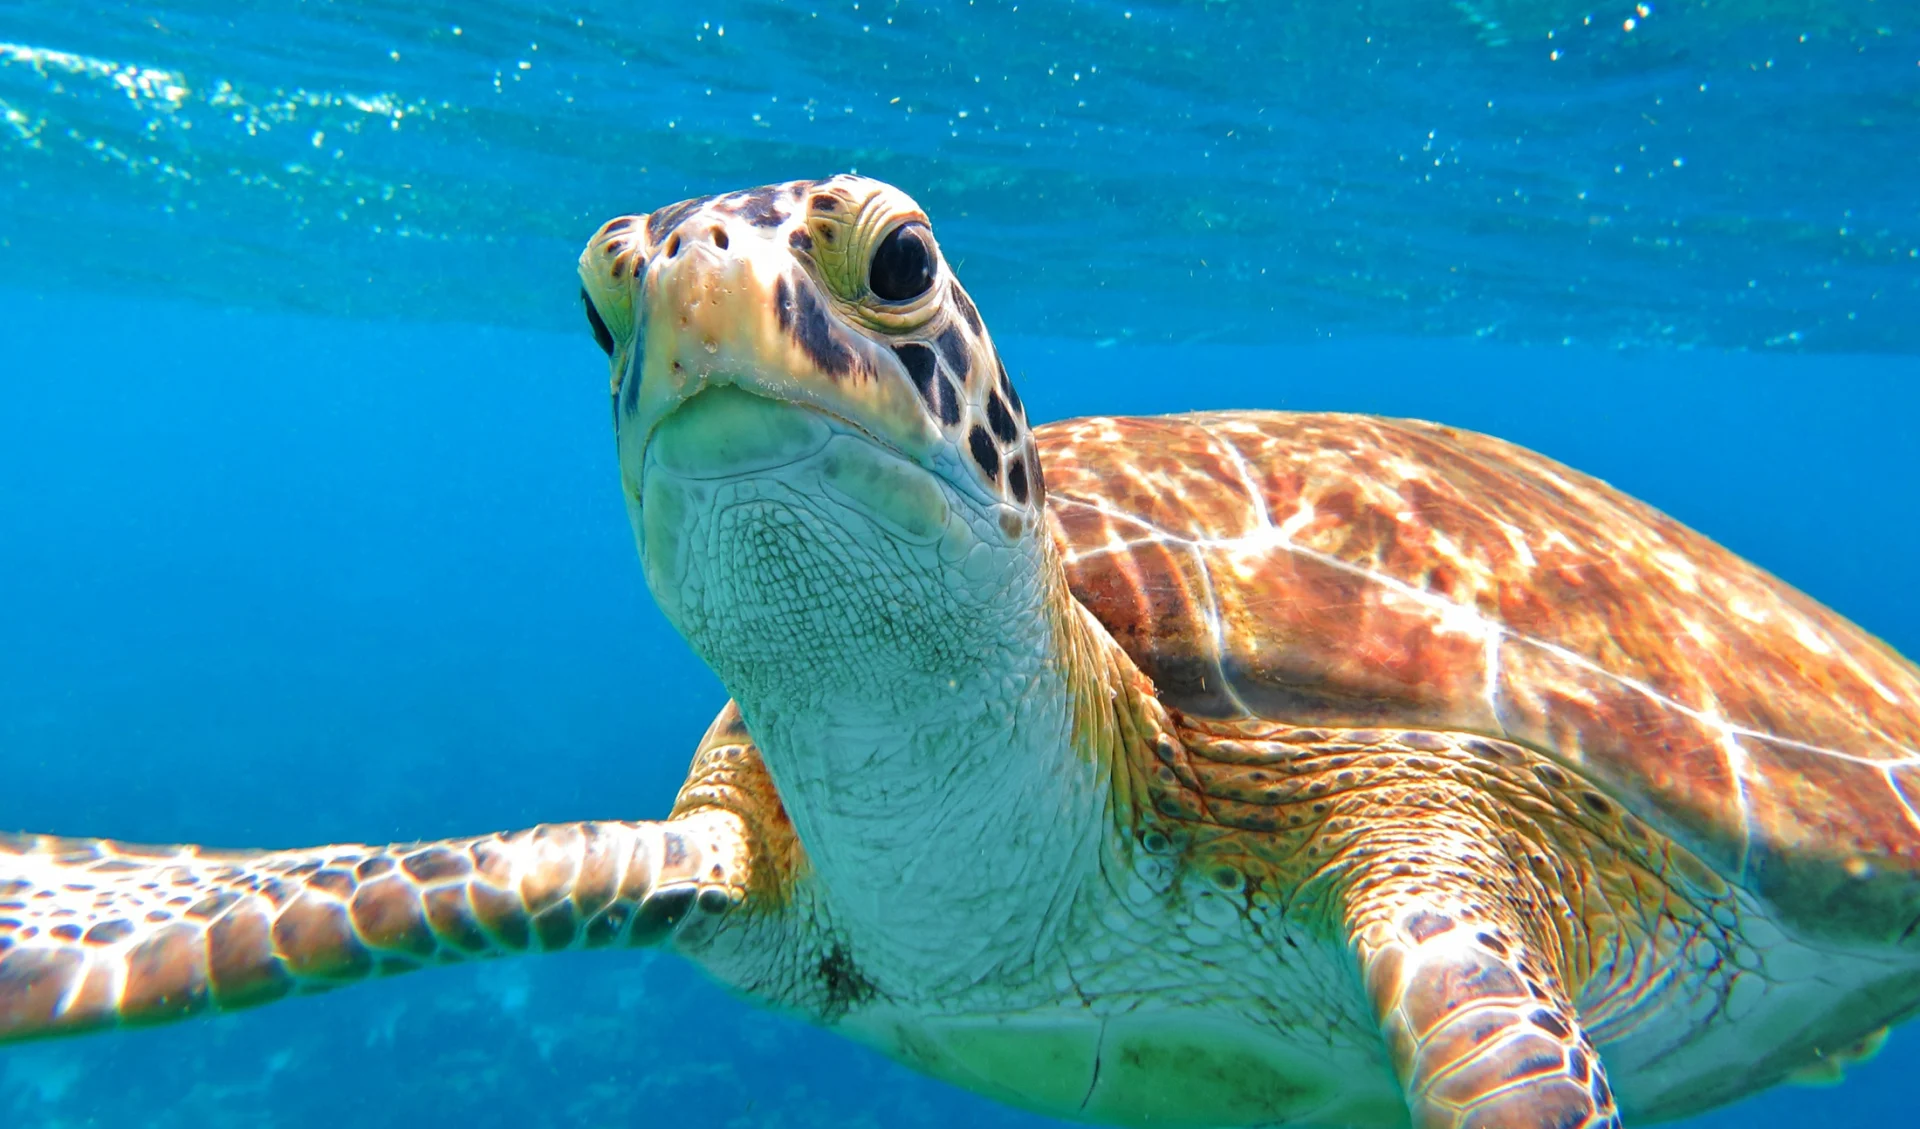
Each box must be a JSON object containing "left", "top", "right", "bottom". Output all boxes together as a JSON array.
[{"left": 0, "top": 810, "right": 751, "bottom": 1043}]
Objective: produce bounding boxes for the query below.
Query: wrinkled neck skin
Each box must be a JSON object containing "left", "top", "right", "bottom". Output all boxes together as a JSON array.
[{"left": 638, "top": 420, "right": 1147, "bottom": 993}]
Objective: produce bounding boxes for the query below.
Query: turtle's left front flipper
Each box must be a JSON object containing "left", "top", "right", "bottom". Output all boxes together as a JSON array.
[
  {"left": 0, "top": 811, "right": 750, "bottom": 1043},
  {"left": 1344, "top": 823, "right": 1623, "bottom": 1129}
]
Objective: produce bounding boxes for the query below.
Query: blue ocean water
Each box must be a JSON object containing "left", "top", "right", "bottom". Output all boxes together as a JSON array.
[{"left": 2, "top": 2, "right": 1918, "bottom": 1128}]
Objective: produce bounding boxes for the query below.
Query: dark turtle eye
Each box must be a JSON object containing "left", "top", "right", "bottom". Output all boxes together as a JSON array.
[
  {"left": 868, "top": 222, "right": 936, "bottom": 302},
  {"left": 582, "top": 288, "right": 615, "bottom": 356}
]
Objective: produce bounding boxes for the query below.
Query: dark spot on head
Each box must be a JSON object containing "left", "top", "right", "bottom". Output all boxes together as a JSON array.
[
  {"left": 730, "top": 186, "right": 787, "bottom": 228},
  {"left": 996, "top": 357, "right": 1023, "bottom": 416},
  {"left": 665, "top": 234, "right": 682, "bottom": 258},
  {"left": 1476, "top": 931, "right": 1508, "bottom": 956},
  {"left": 1568, "top": 1047, "right": 1590, "bottom": 1082},
  {"left": 935, "top": 325, "right": 970, "bottom": 376},
  {"left": 710, "top": 226, "right": 729, "bottom": 250},
  {"left": 789, "top": 227, "right": 813, "bottom": 254},
  {"left": 968, "top": 425, "right": 1001, "bottom": 480},
  {"left": 894, "top": 341, "right": 938, "bottom": 403},
  {"left": 1534, "top": 764, "right": 1570, "bottom": 789},
  {"left": 1581, "top": 792, "right": 1614, "bottom": 817},
  {"left": 986, "top": 391, "right": 1019, "bottom": 443},
  {"left": 1591, "top": 1069, "right": 1613, "bottom": 1108},
  {"left": 777, "top": 275, "right": 855, "bottom": 378},
  {"left": 1007, "top": 457, "right": 1029, "bottom": 504},
  {"left": 49, "top": 924, "right": 81, "bottom": 942},
  {"left": 1531, "top": 1009, "right": 1571, "bottom": 1038},
  {"left": 620, "top": 353, "right": 641, "bottom": 417},
  {"left": 810, "top": 193, "right": 840, "bottom": 213},
  {"left": 933, "top": 374, "right": 961, "bottom": 427},
  {"left": 1404, "top": 910, "right": 1455, "bottom": 942},
  {"left": 646, "top": 193, "right": 717, "bottom": 243},
  {"left": 582, "top": 289, "right": 615, "bottom": 357},
  {"left": 952, "top": 284, "right": 983, "bottom": 334}
]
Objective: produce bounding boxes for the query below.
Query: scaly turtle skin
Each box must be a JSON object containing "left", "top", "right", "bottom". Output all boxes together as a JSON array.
[{"left": 4, "top": 176, "right": 1919, "bottom": 1129}]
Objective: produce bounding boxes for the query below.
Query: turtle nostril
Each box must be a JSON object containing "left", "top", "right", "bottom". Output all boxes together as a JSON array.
[
  {"left": 582, "top": 288, "right": 615, "bottom": 357},
  {"left": 711, "top": 226, "right": 729, "bottom": 250},
  {"left": 666, "top": 234, "right": 683, "bottom": 258}
]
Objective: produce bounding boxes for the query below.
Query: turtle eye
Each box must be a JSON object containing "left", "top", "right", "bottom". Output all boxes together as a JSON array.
[
  {"left": 868, "top": 222, "right": 936, "bottom": 302},
  {"left": 582, "top": 288, "right": 615, "bottom": 356}
]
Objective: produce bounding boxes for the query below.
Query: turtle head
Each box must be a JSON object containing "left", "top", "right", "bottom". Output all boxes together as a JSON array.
[
  {"left": 578, "top": 176, "right": 1054, "bottom": 724},
  {"left": 580, "top": 180, "right": 1122, "bottom": 969}
]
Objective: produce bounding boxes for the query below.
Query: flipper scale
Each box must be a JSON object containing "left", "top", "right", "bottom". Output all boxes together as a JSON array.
[{"left": 0, "top": 812, "right": 749, "bottom": 1042}]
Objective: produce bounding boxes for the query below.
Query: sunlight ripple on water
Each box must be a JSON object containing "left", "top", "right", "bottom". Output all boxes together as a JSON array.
[{"left": 0, "top": 0, "right": 1914, "bottom": 350}]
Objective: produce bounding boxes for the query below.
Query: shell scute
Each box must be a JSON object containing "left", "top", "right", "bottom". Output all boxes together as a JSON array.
[
  {"left": 1489, "top": 633, "right": 1752, "bottom": 879},
  {"left": 1040, "top": 410, "right": 1920, "bottom": 939}
]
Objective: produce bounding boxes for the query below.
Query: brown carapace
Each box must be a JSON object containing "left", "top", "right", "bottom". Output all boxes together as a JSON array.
[{"left": 1044, "top": 412, "right": 1920, "bottom": 943}]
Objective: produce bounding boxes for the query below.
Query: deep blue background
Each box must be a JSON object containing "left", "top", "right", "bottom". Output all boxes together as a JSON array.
[{"left": 2, "top": 288, "right": 1917, "bottom": 1126}]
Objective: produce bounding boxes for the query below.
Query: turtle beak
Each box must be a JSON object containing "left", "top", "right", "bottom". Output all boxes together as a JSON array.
[
  {"left": 611, "top": 213, "right": 945, "bottom": 483},
  {"left": 582, "top": 287, "right": 615, "bottom": 357},
  {"left": 578, "top": 215, "right": 651, "bottom": 399}
]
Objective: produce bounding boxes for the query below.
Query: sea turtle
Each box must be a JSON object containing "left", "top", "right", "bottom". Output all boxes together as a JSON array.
[{"left": 3, "top": 176, "right": 1918, "bottom": 1129}]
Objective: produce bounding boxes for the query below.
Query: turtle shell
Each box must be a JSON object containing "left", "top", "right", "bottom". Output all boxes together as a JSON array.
[{"left": 1040, "top": 411, "right": 1920, "bottom": 944}]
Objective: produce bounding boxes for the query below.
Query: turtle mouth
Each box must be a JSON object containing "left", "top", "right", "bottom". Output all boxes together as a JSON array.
[
  {"left": 635, "top": 373, "right": 1005, "bottom": 519},
  {"left": 632, "top": 385, "right": 961, "bottom": 615},
  {"left": 641, "top": 386, "right": 961, "bottom": 536},
  {"left": 643, "top": 385, "right": 838, "bottom": 481}
]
